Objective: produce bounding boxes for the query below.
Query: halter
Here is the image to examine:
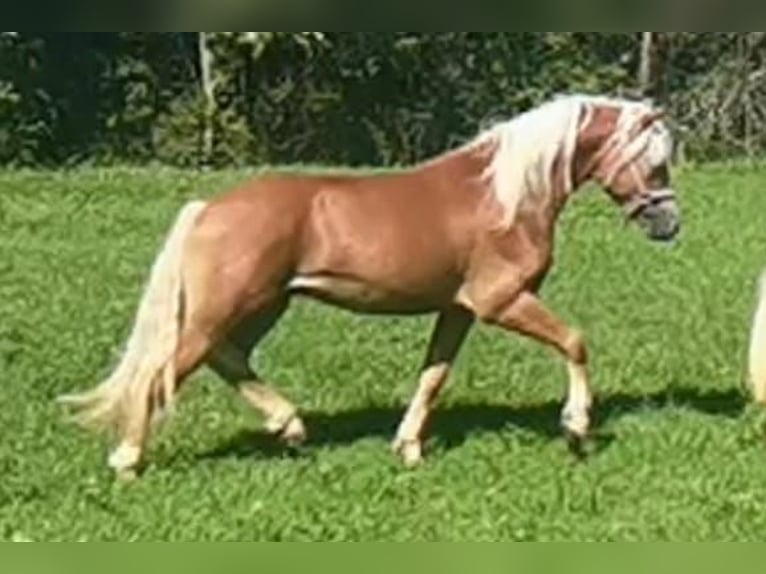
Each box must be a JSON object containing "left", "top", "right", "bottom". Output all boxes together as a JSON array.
[
  {"left": 580, "top": 108, "right": 676, "bottom": 220},
  {"left": 621, "top": 183, "right": 676, "bottom": 220}
]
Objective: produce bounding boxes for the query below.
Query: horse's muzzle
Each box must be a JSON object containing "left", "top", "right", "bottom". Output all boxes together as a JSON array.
[{"left": 636, "top": 197, "right": 680, "bottom": 242}]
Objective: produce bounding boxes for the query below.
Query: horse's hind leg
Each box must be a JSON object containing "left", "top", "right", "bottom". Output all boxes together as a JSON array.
[
  {"left": 109, "top": 275, "right": 245, "bottom": 475},
  {"left": 108, "top": 324, "right": 218, "bottom": 476},
  {"left": 207, "top": 300, "right": 306, "bottom": 445}
]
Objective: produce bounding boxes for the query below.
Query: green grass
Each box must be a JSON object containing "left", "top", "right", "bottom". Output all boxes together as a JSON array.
[{"left": 2, "top": 163, "right": 766, "bottom": 541}]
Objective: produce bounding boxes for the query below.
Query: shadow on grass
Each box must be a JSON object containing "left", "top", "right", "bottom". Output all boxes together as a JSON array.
[{"left": 197, "top": 386, "right": 747, "bottom": 462}]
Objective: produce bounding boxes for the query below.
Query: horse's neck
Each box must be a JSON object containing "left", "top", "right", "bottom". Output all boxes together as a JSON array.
[
  {"left": 417, "top": 142, "right": 493, "bottom": 195},
  {"left": 419, "top": 140, "right": 488, "bottom": 173},
  {"left": 418, "top": 141, "right": 573, "bottom": 238},
  {"left": 530, "top": 153, "right": 575, "bottom": 232}
]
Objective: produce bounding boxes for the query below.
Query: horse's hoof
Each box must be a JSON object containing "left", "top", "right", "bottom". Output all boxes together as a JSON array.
[
  {"left": 279, "top": 416, "right": 307, "bottom": 447},
  {"left": 564, "top": 428, "right": 589, "bottom": 461},
  {"left": 115, "top": 467, "right": 139, "bottom": 482},
  {"left": 108, "top": 442, "right": 142, "bottom": 477},
  {"left": 392, "top": 438, "right": 422, "bottom": 467},
  {"left": 561, "top": 408, "right": 590, "bottom": 455}
]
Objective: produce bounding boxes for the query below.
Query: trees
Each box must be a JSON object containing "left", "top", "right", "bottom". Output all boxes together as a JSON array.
[{"left": 0, "top": 33, "right": 762, "bottom": 167}]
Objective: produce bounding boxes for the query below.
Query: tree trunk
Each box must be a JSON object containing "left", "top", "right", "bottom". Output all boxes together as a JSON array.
[
  {"left": 637, "top": 32, "right": 670, "bottom": 104},
  {"left": 638, "top": 32, "right": 654, "bottom": 96},
  {"left": 198, "top": 32, "right": 215, "bottom": 167}
]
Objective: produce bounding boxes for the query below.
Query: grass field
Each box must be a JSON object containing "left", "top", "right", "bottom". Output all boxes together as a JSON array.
[{"left": 2, "top": 164, "right": 766, "bottom": 541}]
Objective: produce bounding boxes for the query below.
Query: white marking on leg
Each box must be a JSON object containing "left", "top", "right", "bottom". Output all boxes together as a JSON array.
[
  {"left": 562, "top": 362, "right": 591, "bottom": 437},
  {"left": 393, "top": 364, "right": 447, "bottom": 465}
]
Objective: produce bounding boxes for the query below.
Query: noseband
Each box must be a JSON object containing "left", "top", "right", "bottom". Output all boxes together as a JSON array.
[{"left": 621, "top": 186, "right": 676, "bottom": 219}]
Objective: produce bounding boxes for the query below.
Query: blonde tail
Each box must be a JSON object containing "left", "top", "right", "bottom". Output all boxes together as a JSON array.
[
  {"left": 59, "top": 200, "right": 207, "bottom": 431},
  {"left": 749, "top": 268, "right": 766, "bottom": 404}
]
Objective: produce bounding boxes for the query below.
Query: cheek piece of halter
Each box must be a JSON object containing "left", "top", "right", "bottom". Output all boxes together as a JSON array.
[{"left": 581, "top": 114, "right": 676, "bottom": 221}]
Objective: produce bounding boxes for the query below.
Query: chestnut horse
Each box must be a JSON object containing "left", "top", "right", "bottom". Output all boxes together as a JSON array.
[{"left": 61, "top": 94, "right": 679, "bottom": 477}]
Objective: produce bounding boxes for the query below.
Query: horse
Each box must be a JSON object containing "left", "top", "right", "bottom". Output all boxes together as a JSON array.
[
  {"left": 748, "top": 270, "right": 766, "bottom": 404},
  {"left": 60, "top": 94, "right": 680, "bottom": 478}
]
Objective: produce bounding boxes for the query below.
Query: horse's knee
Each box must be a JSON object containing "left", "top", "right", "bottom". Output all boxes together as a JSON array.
[{"left": 564, "top": 329, "right": 587, "bottom": 365}]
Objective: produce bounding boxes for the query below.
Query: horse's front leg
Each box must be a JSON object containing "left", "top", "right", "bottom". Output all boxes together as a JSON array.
[
  {"left": 483, "top": 291, "right": 592, "bottom": 444},
  {"left": 392, "top": 305, "right": 474, "bottom": 466}
]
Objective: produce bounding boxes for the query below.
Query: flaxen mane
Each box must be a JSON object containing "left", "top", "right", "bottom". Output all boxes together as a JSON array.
[{"left": 468, "top": 94, "right": 673, "bottom": 226}]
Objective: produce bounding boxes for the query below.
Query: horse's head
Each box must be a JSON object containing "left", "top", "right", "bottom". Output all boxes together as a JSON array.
[{"left": 576, "top": 100, "right": 679, "bottom": 242}]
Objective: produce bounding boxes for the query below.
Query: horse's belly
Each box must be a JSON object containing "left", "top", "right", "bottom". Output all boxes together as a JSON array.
[{"left": 287, "top": 273, "right": 446, "bottom": 314}]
